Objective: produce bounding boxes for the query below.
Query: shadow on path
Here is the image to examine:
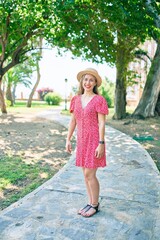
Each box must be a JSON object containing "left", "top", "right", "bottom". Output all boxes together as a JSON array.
[{"left": 0, "top": 109, "right": 159, "bottom": 240}]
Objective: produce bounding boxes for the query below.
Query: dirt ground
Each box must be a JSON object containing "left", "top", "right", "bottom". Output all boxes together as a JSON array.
[{"left": 0, "top": 111, "right": 71, "bottom": 169}]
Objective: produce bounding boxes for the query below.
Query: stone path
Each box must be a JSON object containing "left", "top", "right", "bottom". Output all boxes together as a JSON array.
[{"left": 0, "top": 109, "right": 159, "bottom": 240}]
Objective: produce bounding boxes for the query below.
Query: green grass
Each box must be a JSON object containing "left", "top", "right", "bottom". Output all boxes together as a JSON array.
[
  {"left": 155, "top": 140, "right": 160, "bottom": 147},
  {"left": 11, "top": 100, "right": 49, "bottom": 107},
  {"left": 7, "top": 100, "right": 63, "bottom": 114},
  {"left": 0, "top": 155, "right": 57, "bottom": 210},
  {"left": 8, "top": 100, "right": 54, "bottom": 109}
]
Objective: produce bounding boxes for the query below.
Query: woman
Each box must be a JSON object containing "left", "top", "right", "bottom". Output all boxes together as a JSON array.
[{"left": 66, "top": 67, "right": 109, "bottom": 217}]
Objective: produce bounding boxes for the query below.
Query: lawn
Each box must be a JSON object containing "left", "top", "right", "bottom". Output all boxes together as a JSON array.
[{"left": 7, "top": 100, "right": 60, "bottom": 112}]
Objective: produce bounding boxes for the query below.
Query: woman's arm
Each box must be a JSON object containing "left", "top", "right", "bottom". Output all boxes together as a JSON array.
[
  {"left": 95, "top": 113, "right": 106, "bottom": 159},
  {"left": 65, "top": 113, "right": 77, "bottom": 153}
]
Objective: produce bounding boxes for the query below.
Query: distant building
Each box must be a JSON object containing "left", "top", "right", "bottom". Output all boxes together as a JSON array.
[{"left": 127, "top": 39, "right": 157, "bottom": 107}]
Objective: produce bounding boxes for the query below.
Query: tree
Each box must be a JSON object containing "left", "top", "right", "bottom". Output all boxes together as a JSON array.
[
  {"left": 4, "top": 58, "right": 35, "bottom": 106},
  {"left": 0, "top": 0, "right": 56, "bottom": 113},
  {"left": 51, "top": 0, "right": 149, "bottom": 119},
  {"left": 133, "top": 0, "right": 160, "bottom": 118},
  {"left": 3, "top": 73, "right": 14, "bottom": 106},
  {"left": 27, "top": 37, "right": 43, "bottom": 107}
]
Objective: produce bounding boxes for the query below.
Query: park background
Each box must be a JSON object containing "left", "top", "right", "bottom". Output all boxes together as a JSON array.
[
  {"left": 16, "top": 46, "right": 116, "bottom": 100},
  {"left": 0, "top": 0, "right": 159, "bottom": 212}
]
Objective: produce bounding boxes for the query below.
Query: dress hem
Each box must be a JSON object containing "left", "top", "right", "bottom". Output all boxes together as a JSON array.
[{"left": 75, "top": 164, "right": 107, "bottom": 169}]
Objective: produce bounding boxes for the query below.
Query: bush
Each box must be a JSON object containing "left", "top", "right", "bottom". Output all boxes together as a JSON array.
[
  {"left": 44, "top": 92, "right": 62, "bottom": 105},
  {"left": 100, "top": 87, "right": 112, "bottom": 107},
  {"left": 37, "top": 87, "right": 54, "bottom": 100},
  {"left": 99, "top": 78, "right": 115, "bottom": 108}
]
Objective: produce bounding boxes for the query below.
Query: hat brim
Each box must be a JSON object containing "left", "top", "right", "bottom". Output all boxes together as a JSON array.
[{"left": 77, "top": 70, "right": 102, "bottom": 87}]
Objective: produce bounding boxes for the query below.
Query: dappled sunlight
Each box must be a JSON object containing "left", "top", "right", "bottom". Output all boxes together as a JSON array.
[
  {"left": 100, "top": 126, "right": 160, "bottom": 209},
  {"left": 0, "top": 178, "right": 11, "bottom": 191},
  {"left": 150, "top": 124, "right": 159, "bottom": 130},
  {"left": 0, "top": 114, "right": 68, "bottom": 159},
  {"left": 50, "top": 129, "right": 62, "bottom": 134},
  {"left": 105, "top": 126, "right": 158, "bottom": 170},
  {"left": 0, "top": 111, "right": 72, "bottom": 210},
  {"left": 39, "top": 172, "right": 48, "bottom": 179},
  {"left": 0, "top": 178, "right": 20, "bottom": 200},
  {"left": 143, "top": 142, "right": 155, "bottom": 150},
  {"left": 107, "top": 116, "right": 160, "bottom": 172}
]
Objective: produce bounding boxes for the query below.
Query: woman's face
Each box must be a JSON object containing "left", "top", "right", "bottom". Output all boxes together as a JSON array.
[{"left": 82, "top": 74, "right": 97, "bottom": 93}]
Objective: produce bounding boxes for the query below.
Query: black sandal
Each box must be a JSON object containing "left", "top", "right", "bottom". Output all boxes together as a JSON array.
[
  {"left": 77, "top": 204, "right": 91, "bottom": 215},
  {"left": 81, "top": 203, "right": 100, "bottom": 217}
]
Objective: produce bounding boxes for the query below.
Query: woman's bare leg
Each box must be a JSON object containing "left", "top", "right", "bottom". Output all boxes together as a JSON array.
[
  {"left": 84, "top": 168, "right": 99, "bottom": 204},
  {"left": 82, "top": 168, "right": 92, "bottom": 204},
  {"left": 78, "top": 168, "right": 92, "bottom": 214},
  {"left": 81, "top": 168, "right": 100, "bottom": 216}
]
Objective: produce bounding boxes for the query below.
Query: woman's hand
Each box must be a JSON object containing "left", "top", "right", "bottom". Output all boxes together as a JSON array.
[
  {"left": 66, "top": 140, "right": 72, "bottom": 154},
  {"left": 95, "top": 144, "right": 105, "bottom": 159}
]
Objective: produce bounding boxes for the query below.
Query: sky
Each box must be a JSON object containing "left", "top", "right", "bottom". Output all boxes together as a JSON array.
[{"left": 16, "top": 47, "right": 116, "bottom": 99}]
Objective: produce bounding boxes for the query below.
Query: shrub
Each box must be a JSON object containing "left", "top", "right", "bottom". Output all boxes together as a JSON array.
[
  {"left": 37, "top": 87, "right": 54, "bottom": 100},
  {"left": 44, "top": 92, "right": 62, "bottom": 105},
  {"left": 99, "top": 78, "right": 115, "bottom": 108},
  {"left": 101, "top": 87, "right": 112, "bottom": 107}
]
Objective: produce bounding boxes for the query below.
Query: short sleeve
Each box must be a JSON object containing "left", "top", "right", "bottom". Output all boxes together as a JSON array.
[
  {"left": 96, "top": 96, "right": 109, "bottom": 115},
  {"left": 70, "top": 96, "right": 76, "bottom": 113}
]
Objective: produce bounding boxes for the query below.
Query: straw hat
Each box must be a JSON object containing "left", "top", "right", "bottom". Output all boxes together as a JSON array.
[{"left": 77, "top": 68, "right": 102, "bottom": 87}]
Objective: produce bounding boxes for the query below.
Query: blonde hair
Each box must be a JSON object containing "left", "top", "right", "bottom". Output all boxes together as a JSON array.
[{"left": 77, "top": 75, "right": 99, "bottom": 95}]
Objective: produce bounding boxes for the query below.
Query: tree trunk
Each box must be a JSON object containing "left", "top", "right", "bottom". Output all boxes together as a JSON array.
[
  {"left": 27, "top": 38, "right": 42, "bottom": 108},
  {"left": 27, "top": 62, "right": 41, "bottom": 107},
  {"left": 113, "top": 45, "right": 129, "bottom": 119},
  {"left": 6, "top": 83, "right": 14, "bottom": 106},
  {"left": 133, "top": 42, "right": 160, "bottom": 118},
  {"left": 0, "top": 80, "right": 7, "bottom": 113},
  {"left": 12, "top": 83, "right": 17, "bottom": 104}
]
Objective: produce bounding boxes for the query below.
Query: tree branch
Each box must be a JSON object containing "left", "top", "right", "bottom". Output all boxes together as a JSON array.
[
  {"left": 145, "top": 0, "right": 160, "bottom": 28},
  {"left": 3, "top": 26, "right": 42, "bottom": 75}
]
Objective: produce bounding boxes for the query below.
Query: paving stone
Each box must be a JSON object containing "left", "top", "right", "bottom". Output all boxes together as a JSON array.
[{"left": 0, "top": 218, "right": 13, "bottom": 232}]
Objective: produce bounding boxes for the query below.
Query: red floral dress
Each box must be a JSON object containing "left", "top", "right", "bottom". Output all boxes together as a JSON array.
[{"left": 70, "top": 94, "right": 109, "bottom": 169}]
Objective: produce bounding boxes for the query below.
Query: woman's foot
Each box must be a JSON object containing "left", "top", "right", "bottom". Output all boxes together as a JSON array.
[
  {"left": 81, "top": 203, "right": 100, "bottom": 217},
  {"left": 77, "top": 204, "right": 91, "bottom": 215}
]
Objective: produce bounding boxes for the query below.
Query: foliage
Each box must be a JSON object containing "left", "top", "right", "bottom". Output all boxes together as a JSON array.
[
  {"left": 0, "top": 0, "right": 55, "bottom": 76},
  {"left": 50, "top": 0, "right": 151, "bottom": 119},
  {"left": 99, "top": 78, "right": 115, "bottom": 108},
  {"left": 44, "top": 92, "right": 62, "bottom": 105},
  {"left": 4, "top": 57, "right": 35, "bottom": 87},
  {"left": 52, "top": 0, "right": 149, "bottom": 64},
  {"left": 0, "top": 0, "right": 61, "bottom": 112},
  {"left": 0, "top": 0, "right": 158, "bottom": 117},
  {"left": 72, "top": 84, "right": 78, "bottom": 95},
  {"left": 37, "top": 87, "right": 54, "bottom": 100},
  {"left": 5, "top": 99, "right": 11, "bottom": 107}
]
